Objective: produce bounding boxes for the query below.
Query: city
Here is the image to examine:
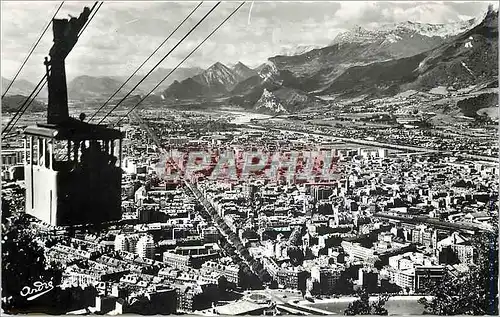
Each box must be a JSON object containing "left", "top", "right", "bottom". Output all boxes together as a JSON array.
[
  {"left": 3, "top": 105, "right": 498, "bottom": 314},
  {"left": 1, "top": 1, "right": 499, "bottom": 316}
]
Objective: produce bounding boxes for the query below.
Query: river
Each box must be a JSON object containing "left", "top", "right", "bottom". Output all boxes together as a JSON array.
[{"left": 216, "top": 110, "right": 272, "bottom": 125}]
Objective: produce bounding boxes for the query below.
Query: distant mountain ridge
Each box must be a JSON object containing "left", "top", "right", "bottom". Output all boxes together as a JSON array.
[
  {"left": 192, "top": 62, "right": 240, "bottom": 93},
  {"left": 233, "top": 8, "right": 498, "bottom": 112},
  {"left": 232, "top": 62, "right": 258, "bottom": 82},
  {"left": 405, "top": 8, "right": 498, "bottom": 91},
  {"left": 163, "top": 61, "right": 259, "bottom": 99},
  {"left": 2, "top": 94, "right": 45, "bottom": 113},
  {"left": 265, "top": 13, "right": 489, "bottom": 97},
  {"left": 278, "top": 44, "right": 322, "bottom": 56},
  {"left": 2, "top": 77, "right": 36, "bottom": 96},
  {"left": 68, "top": 76, "right": 128, "bottom": 100},
  {"left": 66, "top": 67, "right": 203, "bottom": 100},
  {"left": 161, "top": 9, "right": 497, "bottom": 115},
  {"left": 161, "top": 60, "right": 321, "bottom": 114},
  {"left": 111, "top": 67, "right": 203, "bottom": 92},
  {"left": 4, "top": 9, "right": 496, "bottom": 117},
  {"left": 163, "top": 78, "right": 210, "bottom": 100},
  {"left": 332, "top": 18, "right": 480, "bottom": 47}
]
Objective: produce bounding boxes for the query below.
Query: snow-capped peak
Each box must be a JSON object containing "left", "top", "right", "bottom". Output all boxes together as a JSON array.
[
  {"left": 278, "top": 44, "right": 322, "bottom": 56},
  {"left": 332, "top": 17, "right": 480, "bottom": 46}
]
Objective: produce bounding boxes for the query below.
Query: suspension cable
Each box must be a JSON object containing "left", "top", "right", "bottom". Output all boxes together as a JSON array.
[
  {"left": 97, "top": 2, "right": 221, "bottom": 125},
  {"left": 115, "top": 2, "right": 246, "bottom": 126},
  {"left": 78, "top": 2, "right": 101, "bottom": 39},
  {"left": 2, "top": 74, "right": 47, "bottom": 134},
  {"left": 88, "top": 2, "right": 203, "bottom": 122},
  {"left": 2, "top": 2, "right": 64, "bottom": 98},
  {"left": 2, "top": 2, "right": 102, "bottom": 136},
  {"left": 4, "top": 79, "right": 48, "bottom": 135}
]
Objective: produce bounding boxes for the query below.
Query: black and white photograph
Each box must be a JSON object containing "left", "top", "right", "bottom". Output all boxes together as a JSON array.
[{"left": 1, "top": 1, "right": 499, "bottom": 315}]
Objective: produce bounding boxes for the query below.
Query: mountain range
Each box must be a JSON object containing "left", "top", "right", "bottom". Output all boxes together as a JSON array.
[
  {"left": 163, "top": 62, "right": 257, "bottom": 99},
  {"left": 3, "top": 8, "right": 498, "bottom": 117},
  {"left": 67, "top": 67, "right": 203, "bottom": 100},
  {"left": 331, "top": 18, "right": 480, "bottom": 48},
  {"left": 2, "top": 94, "right": 45, "bottom": 113},
  {"left": 2, "top": 67, "right": 204, "bottom": 102},
  {"left": 2, "top": 77, "right": 38, "bottom": 96},
  {"left": 2, "top": 77, "right": 47, "bottom": 113},
  {"left": 159, "top": 8, "right": 497, "bottom": 115},
  {"left": 279, "top": 44, "right": 322, "bottom": 56}
]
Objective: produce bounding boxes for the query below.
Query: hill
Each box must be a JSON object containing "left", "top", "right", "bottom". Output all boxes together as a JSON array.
[
  {"left": 111, "top": 67, "right": 203, "bottom": 94},
  {"left": 2, "top": 77, "right": 36, "bottom": 96},
  {"left": 67, "top": 75, "right": 134, "bottom": 100},
  {"left": 2, "top": 94, "right": 45, "bottom": 113},
  {"left": 163, "top": 78, "right": 210, "bottom": 100}
]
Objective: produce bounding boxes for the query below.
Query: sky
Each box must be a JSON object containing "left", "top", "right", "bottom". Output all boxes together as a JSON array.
[{"left": 1, "top": 1, "right": 495, "bottom": 82}]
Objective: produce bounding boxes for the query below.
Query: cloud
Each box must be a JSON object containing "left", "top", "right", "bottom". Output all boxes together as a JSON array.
[
  {"left": 1, "top": 1, "right": 494, "bottom": 82},
  {"left": 332, "top": 1, "right": 492, "bottom": 25}
]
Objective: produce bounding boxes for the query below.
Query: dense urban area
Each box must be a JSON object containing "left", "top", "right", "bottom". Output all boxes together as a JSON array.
[{"left": 2, "top": 106, "right": 498, "bottom": 315}]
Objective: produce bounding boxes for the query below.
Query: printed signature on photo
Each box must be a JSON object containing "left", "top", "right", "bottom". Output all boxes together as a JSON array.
[{"left": 20, "top": 280, "right": 54, "bottom": 301}]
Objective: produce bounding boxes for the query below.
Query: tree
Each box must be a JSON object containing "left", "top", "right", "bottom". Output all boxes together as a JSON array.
[
  {"left": 242, "top": 229, "right": 258, "bottom": 240},
  {"left": 371, "top": 294, "right": 390, "bottom": 315},
  {"left": 2, "top": 215, "right": 62, "bottom": 313},
  {"left": 288, "top": 226, "right": 303, "bottom": 246},
  {"left": 344, "top": 289, "right": 389, "bottom": 315},
  {"left": 438, "top": 246, "right": 460, "bottom": 265},
  {"left": 2, "top": 197, "right": 12, "bottom": 223},
  {"left": 419, "top": 225, "right": 498, "bottom": 315},
  {"left": 287, "top": 246, "right": 304, "bottom": 266}
]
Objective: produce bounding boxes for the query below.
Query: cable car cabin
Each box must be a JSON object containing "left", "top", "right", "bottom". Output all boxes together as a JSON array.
[{"left": 24, "top": 118, "right": 124, "bottom": 226}]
